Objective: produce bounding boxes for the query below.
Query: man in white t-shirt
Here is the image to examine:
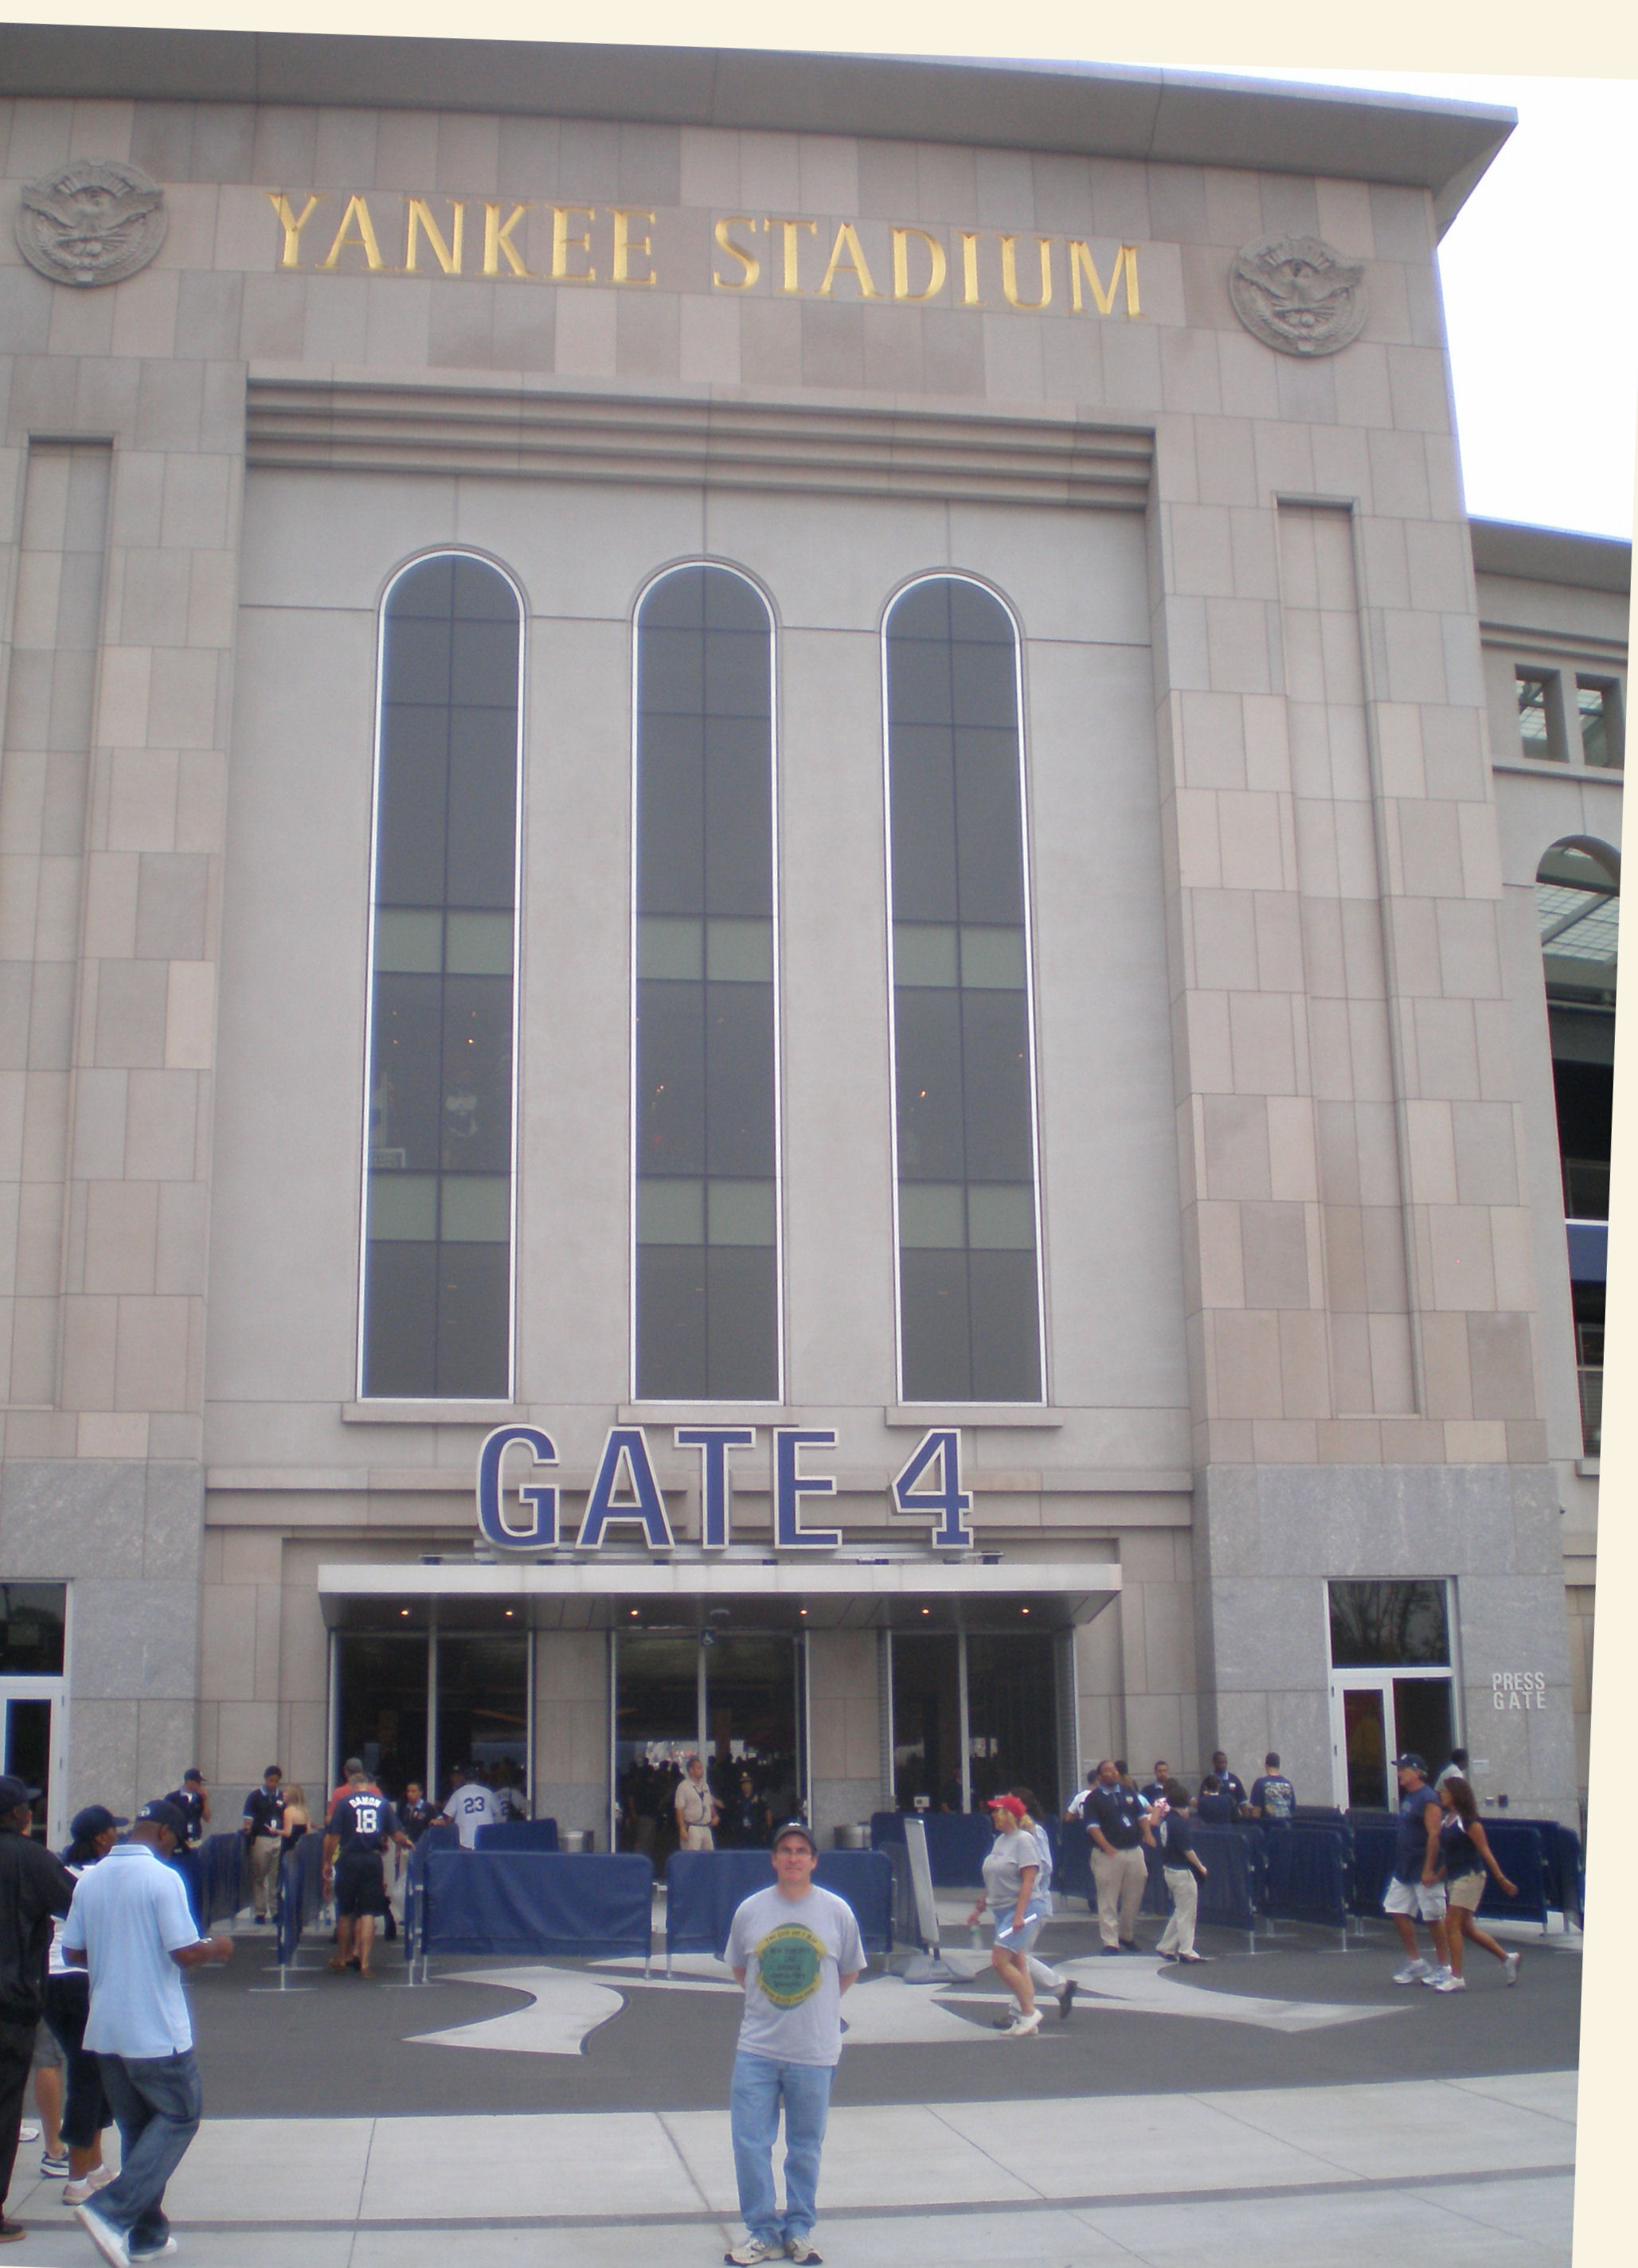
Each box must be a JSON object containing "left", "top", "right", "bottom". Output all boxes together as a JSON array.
[
  {"left": 437, "top": 1768, "right": 500, "bottom": 1850},
  {"left": 675, "top": 1756, "right": 719, "bottom": 1852},
  {"left": 61, "top": 1798, "right": 233, "bottom": 2267},
  {"left": 721, "top": 1821, "right": 863, "bottom": 2266}
]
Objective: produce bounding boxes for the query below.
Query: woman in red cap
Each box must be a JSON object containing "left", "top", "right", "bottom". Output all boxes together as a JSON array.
[{"left": 964, "top": 1795, "right": 1046, "bottom": 2036}]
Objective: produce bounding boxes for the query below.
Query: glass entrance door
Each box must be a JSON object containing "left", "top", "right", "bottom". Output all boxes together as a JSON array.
[
  {"left": 1330, "top": 1674, "right": 1456, "bottom": 1809},
  {"left": 0, "top": 1682, "right": 65, "bottom": 1845},
  {"left": 1340, "top": 1684, "right": 1390, "bottom": 1809},
  {"left": 614, "top": 1631, "right": 802, "bottom": 1858}
]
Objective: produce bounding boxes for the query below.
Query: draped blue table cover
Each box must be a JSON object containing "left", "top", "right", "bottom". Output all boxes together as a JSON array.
[{"left": 667, "top": 1848, "right": 895, "bottom": 1958}]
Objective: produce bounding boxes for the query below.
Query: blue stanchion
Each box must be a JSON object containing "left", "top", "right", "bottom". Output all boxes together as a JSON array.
[
  {"left": 1260, "top": 1824, "right": 1350, "bottom": 1932},
  {"left": 869, "top": 1811, "right": 1060, "bottom": 1891},
  {"left": 197, "top": 1833, "right": 245, "bottom": 1925},
  {"left": 417, "top": 1850, "right": 653, "bottom": 1962},
  {"left": 273, "top": 1833, "right": 327, "bottom": 1974},
  {"left": 666, "top": 1848, "right": 894, "bottom": 1963}
]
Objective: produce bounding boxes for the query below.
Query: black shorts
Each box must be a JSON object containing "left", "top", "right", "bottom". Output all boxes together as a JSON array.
[{"left": 334, "top": 1850, "right": 388, "bottom": 1918}]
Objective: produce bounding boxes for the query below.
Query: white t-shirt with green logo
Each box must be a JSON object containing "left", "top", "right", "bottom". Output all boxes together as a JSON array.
[{"left": 725, "top": 1884, "right": 866, "bottom": 2067}]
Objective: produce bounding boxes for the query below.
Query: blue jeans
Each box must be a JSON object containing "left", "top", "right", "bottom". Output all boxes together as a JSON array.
[
  {"left": 729, "top": 2051, "right": 834, "bottom": 2244},
  {"left": 94, "top": 2048, "right": 202, "bottom": 2253}
]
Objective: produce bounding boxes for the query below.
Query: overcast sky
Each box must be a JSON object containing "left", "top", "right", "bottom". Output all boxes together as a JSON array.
[{"left": 1195, "top": 68, "right": 1636, "bottom": 543}]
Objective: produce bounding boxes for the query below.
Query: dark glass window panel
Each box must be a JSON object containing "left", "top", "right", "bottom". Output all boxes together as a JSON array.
[
  {"left": 950, "top": 640, "right": 1018, "bottom": 731},
  {"left": 0, "top": 1585, "right": 66, "bottom": 1677},
  {"left": 636, "top": 1244, "right": 709, "bottom": 1399},
  {"left": 446, "top": 713, "right": 520, "bottom": 909},
  {"left": 886, "top": 579, "right": 1040, "bottom": 1401},
  {"left": 363, "top": 1240, "right": 439, "bottom": 1397},
  {"left": 891, "top": 1633, "right": 963, "bottom": 1810},
  {"left": 440, "top": 976, "right": 514, "bottom": 1173},
  {"left": 369, "top": 974, "right": 444, "bottom": 1168},
  {"left": 336, "top": 1633, "right": 429, "bottom": 1799},
  {"left": 960, "top": 990, "right": 1035, "bottom": 1181},
  {"left": 889, "top": 735, "right": 959, "bottom": 922},
  {"left": 968, "top": 1250, "right": 1042, "bottom": 1400},
  {"left": 899, "top": 1247, "right": 971, "bottom": 1402},
  {"left": 637, "top": 979, "right": 707, "bottom": 1176},
  {"left": 955, "top": 731, "right": 1026, "bottom": 923},
  {"left": 704, "top": 982, "right": 776, "bottom": 1177},
  {"left": 1392, "top": 1679, "right": 1455, "bottom": 1783},
  {"left": 706, "top": 1245, "right": 779, "bottom": 1400},
  {"left": 436, "top": 1635, "right": 529, "bottom": 1793},
  {"left": 706, "top": 734, "right": 776, "bottom": 915},
  {"left": 364, "top": 556, "right": 519, "bottom": 1398},
  {"left": 965, "top": 1634, "right": 1057, "bottom": 1809},
  {"left": 1327, "top": 1581, "right": 1451, "bottom": 1669},
  {"left": 635, "top": 567, "right": 778, "bottom": 1398},
  {"left": 434, "top": 1243, "right": 510, "bottom": 1398},
  {"left": 6, "top": 1699, "right": 53, "bottom": 1839},
  {"left": 376, "top": 711, "right": 450, "bottom": 908},
  {"left": 893, "top": 987, "right": 965, "bottom": 1181},
  {"left": 887, "top": 638, "right": 954, "bottom": 727}
]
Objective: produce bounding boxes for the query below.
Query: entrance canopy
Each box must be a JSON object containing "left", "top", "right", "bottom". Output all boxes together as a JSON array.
[{"left": 318, "top": 1553, "right": 1120, "bottom": 1633}]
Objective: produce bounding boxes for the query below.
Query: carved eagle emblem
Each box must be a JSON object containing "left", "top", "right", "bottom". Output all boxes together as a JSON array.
[
  {"left": 16, "top": 158, "right": 168, "bottom": 287},
  {"left": 1229, "top": 234, "right": 1369, "bottom": 357}
]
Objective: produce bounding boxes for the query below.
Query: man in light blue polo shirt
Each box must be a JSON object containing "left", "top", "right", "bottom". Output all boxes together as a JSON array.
[{"left": 61, "top": 1799, "right": 233, "bottom": 2268}]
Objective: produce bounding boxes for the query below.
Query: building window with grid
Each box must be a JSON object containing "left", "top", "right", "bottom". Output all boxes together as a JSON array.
[
  {"left": 1575, "top": 677, "right": 1624, "bottom": 769},
  {"left": 1515, "top": 667, "right": 1559, "bottom": 759},
  {"left": 633, "top": 565, "right": 780, "bottom": 1401},
  {"left": 885, "top": 576, "right": 1042, "bottom": 1403},
  {"left": 360, "top": 554, "right": 522, "bottom": 1399}
]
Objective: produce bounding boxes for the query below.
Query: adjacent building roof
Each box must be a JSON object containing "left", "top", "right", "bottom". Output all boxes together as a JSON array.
[
  {"left": 0, "top": 28, "right": 1513, "bottom": 232},
  {"left": 1470, "top": 518, "right": 1632, "bottom": 595}
]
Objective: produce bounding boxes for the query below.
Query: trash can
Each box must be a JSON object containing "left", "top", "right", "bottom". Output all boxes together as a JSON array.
[
  {"left": 559, "top": 1829, "right": 594, "bottom": 1853},
  {"left": 832, "top": 1824, "right": 869, "bottom": 1849}
]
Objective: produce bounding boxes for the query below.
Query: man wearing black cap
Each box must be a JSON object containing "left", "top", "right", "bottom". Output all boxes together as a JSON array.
[
  {"left": 0, "top": 1770, "right": 74, "bottom": 2244},
  {"left": 1384, "top": 1755, "right": 1453, "bottom": 1988},
  {"left": 721, "top": 1820, "right": 863, "bottom": 2266},
  {"left": 61, "top": 1798, "right": 233, "bottom": 2267}
]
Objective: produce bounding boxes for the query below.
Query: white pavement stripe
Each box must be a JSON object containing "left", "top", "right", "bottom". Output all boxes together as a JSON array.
[
  {"left": 1193, "top": 2075, "right": 1576, "bottom": 2181},
  {"left": 406, "top": 1964, "right": 624, "bottom": 2053},
  {"left": 1050, "top": 1954, "right": 1402, "bottom": 2032}
]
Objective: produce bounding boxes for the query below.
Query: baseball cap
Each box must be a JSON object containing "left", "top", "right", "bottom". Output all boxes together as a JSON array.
[
  {"left": 987, "top": 1794, "right": 1026, "bottom": 1821},
  {"left": 1393, "top": 1753, "right": 1428, "bottom": 1774},
  {"left": 182, "top": 1769, "right": 204, "bottom": 1785},
  {"left": 70, "top": 1804, "right": 118, "bottom": 1842},
  {"left": 137, "top": 1798, "right": 190, "bottom": 1842},
  {"left": 772, "top": 1820, "right": 817, "bottom": 1853},
  {"left": 0, "top": 1774, "right": 38, "bottom": 1812},
  {"left": 343, "top": 1757, "right": 365, "bottom": 1776}
]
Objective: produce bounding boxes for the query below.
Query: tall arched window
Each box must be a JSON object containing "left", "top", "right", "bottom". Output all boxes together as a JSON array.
[
  {"left": 1536, "top": 837, "right": 1618, "bottom": 1455},
  {"left": 360, "top": 553, "right": 522, "bottom": 1399},
  {"left": 633, "top": 565, "right": 780, "bottom": 1400},
  {"left": 885, "top": 576, "right": 1042, "bottom": 1402}
]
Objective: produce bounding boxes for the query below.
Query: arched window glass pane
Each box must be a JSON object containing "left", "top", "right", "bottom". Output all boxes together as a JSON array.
[
  {"left": 885, "top": 578, "right": 1042, "bottom": 1401},
  {"left": 634, "top": 566, "right": 779, "bottom": 1400},
  {"left": 362, "top": 554, "right": 520, "bottom": 1398}
]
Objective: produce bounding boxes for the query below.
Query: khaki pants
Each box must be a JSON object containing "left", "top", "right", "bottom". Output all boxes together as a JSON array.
[
  {"left": 247, "top": 1834, "right": 283, "bottom": 1918},
  {"left": 1156, "top": 1865, "right": 1198, "bottom": 1957},
  {"left": 683, "top": 1824, "right": 715, "bottom": 1852},
  {"left": 1090, "top": 1844, "right": 1148, "bottom": 1946}
]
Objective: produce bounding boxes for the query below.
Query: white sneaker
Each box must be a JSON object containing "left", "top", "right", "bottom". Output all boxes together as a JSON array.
[
  {"left": 1006, "top": 2008, "right": 1043, "bottom": 2036},
  {"left": 18, "top": 2122, "right": 39, "bottom": 2144},
  {"left": 1503, "top": 1951, "right": 1523, "bottom": 1987},
  {"left": 76, "top": 2203, "right": 131, "bottom": 2268},
  {"left": 1421, "top": 1965, "right": 1453, "bottom": 1987},
  {"left": 724, "top": 2243, "right": 787, "bottom": 2265},
  {"left": 64, "top": 2166, "right": 117, "bottom": 2205},
  {"left": 1391, "top": 1959, "right": 1429, "bottom": 1984},
  {"left": 785, "top": 2242, "right": 824, "bottom": 2264},
  {"left": 1434, "top": 1973, "right": 1466, "bottom": 1992}
]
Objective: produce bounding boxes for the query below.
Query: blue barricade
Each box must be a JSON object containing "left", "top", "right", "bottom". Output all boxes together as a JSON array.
[
  {"left": 667, "top": 1848, "right": 895, "bottom": 1959},
  {"left": 170, "top": 1845, "right": 205, "bottom": 1930},
  {"left": 275, "top": 1831, "right": 326, "bottom": 1967},
  {"left": 418, "top": 1850, "right": 653, "bottom": 1960},
  {"left": 870, "top": 1811, "right": 991, "bottom": 1887},
  {"left": 1260, "top": 1824, "right": 1349, "bottom": 1929},
  {"left": 1141, "top": 1825, "right": 1256, "bottom": 1933},
  {"left": 475, "top": 1820, "right": 559, "bottom": 1853},
  {"left": 197, "top": 1833, "right": 244, "bottom": 1924},
  {"left": 1345, "top": 1816, "right": 1398, "bottom": 1915},
  {"left": 1473, "top": 1824, "right": 1548, "bottom": 1926}
]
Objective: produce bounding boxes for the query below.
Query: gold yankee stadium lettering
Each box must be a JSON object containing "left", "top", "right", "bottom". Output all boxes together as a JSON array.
[{"left": 265, "top": 192, "right": 1142, "bottom": 315}]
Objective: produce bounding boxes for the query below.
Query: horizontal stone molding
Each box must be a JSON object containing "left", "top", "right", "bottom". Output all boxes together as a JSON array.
[
  {"left": 244, "top": 378, "right": 1155, "bottom": 510},
  {"left": 1479, "top": 620, "right": 1628, "bottom": 669}
]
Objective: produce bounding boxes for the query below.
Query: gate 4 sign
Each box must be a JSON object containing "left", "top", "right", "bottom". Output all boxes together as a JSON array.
[
  {"left": 1492, "top": 1673, "right": 1547, "bottom": 1711},
  {"left": 476, "top": 1424, "right": 974, "bottom": 1553}
]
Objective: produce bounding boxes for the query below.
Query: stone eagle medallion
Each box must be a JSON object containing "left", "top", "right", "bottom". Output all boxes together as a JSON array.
[
  {"left": 15, "top": 158, "right": 168, "bottom": 287},
  {"left": 1229, "top": 233, "right": 1368, "bottom": 357}
]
